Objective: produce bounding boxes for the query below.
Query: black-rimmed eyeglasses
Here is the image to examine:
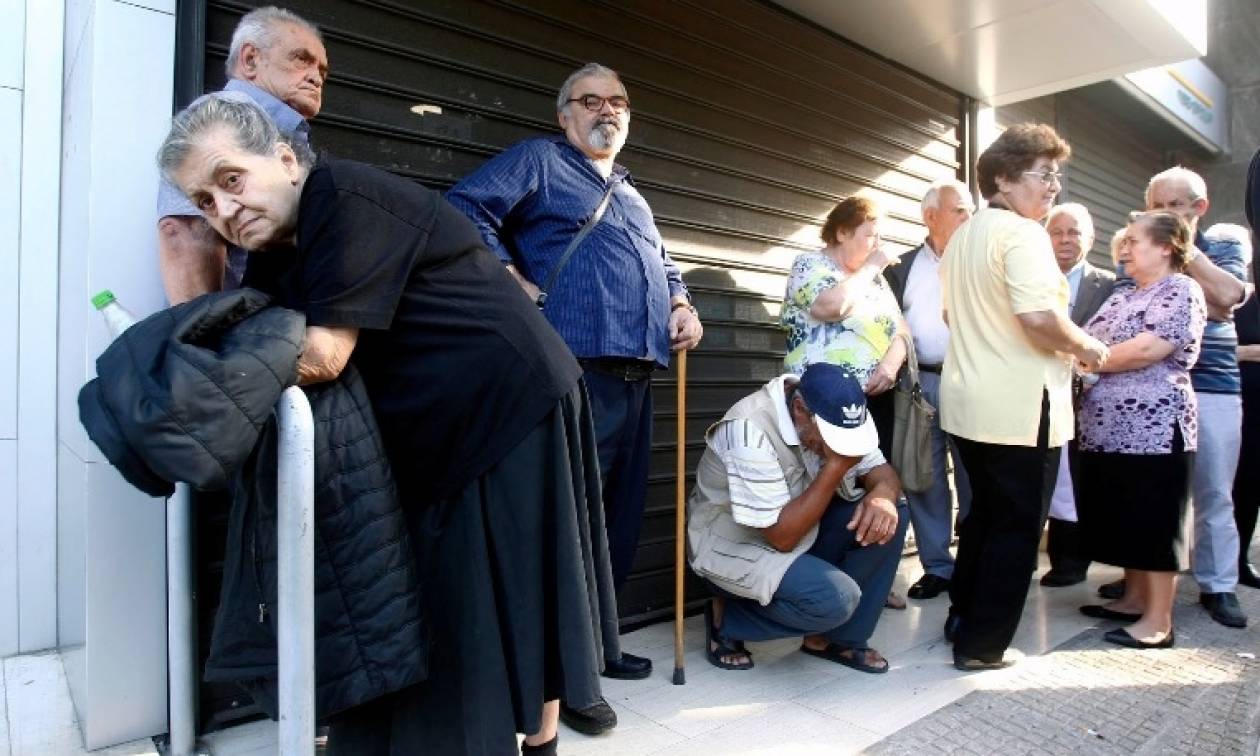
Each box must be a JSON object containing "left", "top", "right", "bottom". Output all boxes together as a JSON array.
[{"left": 567, "top": 95, "right": 631, "bottom": 113}]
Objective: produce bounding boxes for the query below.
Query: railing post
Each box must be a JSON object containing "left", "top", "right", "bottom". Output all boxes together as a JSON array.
[
  {"left": 276, "top": 386, "right": 316, "bottom": 756},
  {"left": 167, "top": 483, "right": 198, "bottom": 756}
]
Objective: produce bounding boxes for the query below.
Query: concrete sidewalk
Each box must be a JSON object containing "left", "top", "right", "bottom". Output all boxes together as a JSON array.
[
  {"left": 4, "top": 551, "right": 1259, "bottom": 754},
  {"left": 869, "top": 576, "right": 1260, "bottom": 755}
]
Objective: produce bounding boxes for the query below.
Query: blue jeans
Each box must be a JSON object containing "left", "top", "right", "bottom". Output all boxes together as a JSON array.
[
  {"left": 906, "top": 371, "right": 971, "bottom": 579},
  {"left": 717, "top": 497, "right": 909, "bottom": 648}
]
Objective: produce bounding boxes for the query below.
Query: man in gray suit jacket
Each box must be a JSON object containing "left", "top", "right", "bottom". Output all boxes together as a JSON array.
[{"left": 1041, "top": 203, "right": 1115, "bottom": 586}]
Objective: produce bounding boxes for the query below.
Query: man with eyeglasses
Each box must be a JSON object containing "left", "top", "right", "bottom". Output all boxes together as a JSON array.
[
  {"left": 1039, "top": 203, "right": 1114, "bottom": 588},
  {"left": 447, "top": 62, "right": 702, "bottom": 735},
  {"left": 1097, "top": 167, "right": 1250, "bottom": 628}
]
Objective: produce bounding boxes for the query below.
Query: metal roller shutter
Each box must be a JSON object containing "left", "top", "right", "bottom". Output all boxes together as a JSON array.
[
  {"left": 185, "top": 3, "right": 962, "bottom": 723},
  {"left": 1056, "top": 92, "right": 1168, "bottom": 269}
]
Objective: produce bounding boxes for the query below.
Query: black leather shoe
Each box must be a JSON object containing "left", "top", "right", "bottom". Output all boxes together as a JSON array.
[
  {"left": 1097, "top": 579, "right": 1125, "bottom": 600},
  {"left": 521, "top": 734, "right": 559, "bottom": 755},
  {"left": 1240, "top": 562, "right": 1260, "bottom": 590},
  {"left": 908, "top": 574, "right": 951, "bottom": 599},
  {"left": 1040, "top": 569, "right": 1087, "bottom": 587},
  {"left": 953, "top": 654, "right": 1014, "bottom": 671},
  {"left": 601, "top": 651, "right": 652, "bottom": 680},
  {"left": 1201, "top": 592, "right": 1249, "bottom": 628},
  {"left": 943, "top": 612, "right": 962, "bottom": 644},
  {"left": 1079, "top": 604, "right": 1142, "bottom": 622},
  {"left": 559, "top": 698, "right": 617, "bottom": 735},
  {"left": 1103, "top": 627, "right": 1174, "bottom": 649}
]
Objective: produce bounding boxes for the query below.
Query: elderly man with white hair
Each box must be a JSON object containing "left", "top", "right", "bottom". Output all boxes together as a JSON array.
[
  {"left": 1039, "top": 202, "right": 1114, "bottom": 587},
  {"left": 883, "top": 178, "right": 974, "bottom": 600},
  {"left": 1100, "top": 167, "right": 1251, "bottom": 628},
  {"left": 156, "top": 5, "right": 328, "bottom": 304}
]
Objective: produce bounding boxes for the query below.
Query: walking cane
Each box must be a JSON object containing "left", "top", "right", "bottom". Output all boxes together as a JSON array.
[{"left": 672, "top": 349, "right": 688, "bottom": 685}]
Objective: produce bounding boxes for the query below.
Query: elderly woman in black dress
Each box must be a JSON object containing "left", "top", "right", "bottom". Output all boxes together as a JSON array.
[
  {"left": 159, "top": 95, "right": 619, "bottom": 756},
  {"left": 1076, "top": 212, "right": 1207, "bottom": 649}
]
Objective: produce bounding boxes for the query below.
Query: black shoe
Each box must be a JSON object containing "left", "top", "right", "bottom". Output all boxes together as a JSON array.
[
  {"left": 601, "top": 651, "right": 652, "bottom": 680},
  {"left": 1097, "top": 579, "right": 1125, "bottom": 600},
  {"left": 953, "top": 654, "right": 1014, "bottom": 671},
  {"left": 1079, "top": 604, "right": 1143, "bottom": 622},
  {"left": 1102, "top": 627, "right": 1174, "bottom": 649},
  {"left": 559, "top": 699, "right": 617, "bottom": 735},
  {"left": 908, "top": 574, "right": 951, "bottom": 599},
  {"left": 1240, "top": 562, "right": 1260, "bottom": 590},
  {"left": 1040, "top": 569, "right": 1087, "bottom": 587},
  {"left": 943, "top": 612, "right": 962, "bottom": 644},
  {"left": 521, "top": 735, "right": 559, "bottom": 755},
  {"left": 1200, "top": 592, "right": 1249, "bottom": 628}
]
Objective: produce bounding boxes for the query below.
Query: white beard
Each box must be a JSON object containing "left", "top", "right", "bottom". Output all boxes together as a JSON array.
[{"left": 588, "top": 120, "right": 626, "bottom": 153}]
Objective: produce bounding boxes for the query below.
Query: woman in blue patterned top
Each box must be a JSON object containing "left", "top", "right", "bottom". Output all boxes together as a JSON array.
[{"left": 781, "top": 197, "right": 908, "bottom": 458}]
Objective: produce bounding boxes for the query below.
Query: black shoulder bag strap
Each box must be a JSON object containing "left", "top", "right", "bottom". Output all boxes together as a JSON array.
[{"left": 535, "top": 182, "right": 617, "bottom": 309}]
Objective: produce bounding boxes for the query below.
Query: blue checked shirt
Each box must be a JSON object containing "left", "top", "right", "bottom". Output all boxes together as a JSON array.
[{"left": 447, "top": 136, "right": 688, "bottom": 368}]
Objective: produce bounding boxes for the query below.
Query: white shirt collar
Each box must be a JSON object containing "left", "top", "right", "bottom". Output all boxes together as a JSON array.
[
  {"left": 769, "top": 374, "right": 802, "bottom": 446},
  {"left": 920, "top": 239, "right": 943, "bottom": 262}
]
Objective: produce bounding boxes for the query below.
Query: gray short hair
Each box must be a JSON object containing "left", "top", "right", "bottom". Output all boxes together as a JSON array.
[
  {"left": 556, "top": 63, "right": 623, "bottom": 112},
  {"left": 225, "top": 6, "right": 322, "bottom": 78},
  {"left": 157, "top": 94, "right": 313, "bottom": 182},
  {"left": 1147, "top": 166, "right": 1208, "bottom": 203},
  {"left": 1045, "top": 202, "right": 1095, "bottom": 242},
  {"left": 920, "top": 178, "right": 972, "bottom": 215}
]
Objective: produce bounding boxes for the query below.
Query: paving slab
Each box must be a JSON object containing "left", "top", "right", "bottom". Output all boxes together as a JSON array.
[{"left": 867, "top": 580, "right": 1260, "bottom": 756}]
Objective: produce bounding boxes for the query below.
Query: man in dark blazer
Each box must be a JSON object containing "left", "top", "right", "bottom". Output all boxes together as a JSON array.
[
  {"left": 885, "top": 179, "right": 975, "bottom": 601},
  {"left": 1041, "top": 202, "right": 1115, "bottom": 586}
]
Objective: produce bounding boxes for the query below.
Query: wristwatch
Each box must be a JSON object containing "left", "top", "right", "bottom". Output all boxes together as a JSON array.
[{"left": 671, "top": 301, "right": 698, "bottom": 317}]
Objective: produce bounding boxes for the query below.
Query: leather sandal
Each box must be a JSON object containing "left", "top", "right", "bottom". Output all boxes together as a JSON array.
[{"left": 704, "top": 600, "right": 753, "bottom": 670}]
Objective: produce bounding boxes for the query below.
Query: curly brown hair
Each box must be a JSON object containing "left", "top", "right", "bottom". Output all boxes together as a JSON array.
[
  {"left": 1129, "top": 210, "right": 1194, "bottom": 272},
  {"left": 820, "top": 196, "right": 881, "bottom": 245},
  {"left": 976, "top": 123, "right": 1071, "bottom": 199}
]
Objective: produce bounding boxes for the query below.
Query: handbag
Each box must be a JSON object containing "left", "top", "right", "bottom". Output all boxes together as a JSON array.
[
  {"left": 890, "top": 334, "right": 936, "bottom": 493},
  {"left": 534, "top": 183, "right": 617, "bottom": 309}
]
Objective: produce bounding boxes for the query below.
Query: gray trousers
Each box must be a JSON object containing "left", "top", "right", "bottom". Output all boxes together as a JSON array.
[
  {"left": 717, "top": 497, "right": 909, "bottom": 649},
  {"left": 906, "top": 371, "right": 971, "bottom": 579},
  {"left": 1192, "top": 392, "right": 1243, "bottom": 593}
]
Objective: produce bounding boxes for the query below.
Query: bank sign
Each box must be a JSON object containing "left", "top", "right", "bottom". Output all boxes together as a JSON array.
[{"left": 1123, "top": 59, "right": 1228, "bottom": 154}]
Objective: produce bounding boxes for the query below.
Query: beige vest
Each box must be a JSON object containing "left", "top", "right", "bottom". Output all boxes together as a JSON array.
[{"left": 687, "top": 382, "right": 817, "bottom": 606}]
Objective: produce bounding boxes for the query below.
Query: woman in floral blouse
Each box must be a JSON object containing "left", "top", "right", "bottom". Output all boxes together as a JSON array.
[
  {"left": 781, "top": 196, "right": 908, "bottom": 456},
  {"left": 1076, "top": 211, "right": 1207, "bottom": 650}
]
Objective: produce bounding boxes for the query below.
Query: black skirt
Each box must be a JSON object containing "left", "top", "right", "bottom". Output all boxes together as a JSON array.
[
  {"left": 328, "top": 383, "right": 620, "bottom": 756},
  {"left": 1075, "top": 435, "right": 1194, "bottom": 572}
]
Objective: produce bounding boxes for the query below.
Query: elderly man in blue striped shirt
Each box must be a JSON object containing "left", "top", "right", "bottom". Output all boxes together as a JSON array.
[
  {"left": 687, "top": 364, "right": 906, "bottom": 674},
  {"left": 447, "top": 62, "right": 702, "bottom": 735}
]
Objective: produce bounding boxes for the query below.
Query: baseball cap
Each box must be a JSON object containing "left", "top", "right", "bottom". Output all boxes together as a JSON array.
[{"left": 796, "top": 363, "right": 879, "bottom": 457}]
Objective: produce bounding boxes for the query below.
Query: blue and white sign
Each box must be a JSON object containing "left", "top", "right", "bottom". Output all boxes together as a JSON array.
[{"left": 1122, "top": 59, "right": 1228, "bottom": 154}]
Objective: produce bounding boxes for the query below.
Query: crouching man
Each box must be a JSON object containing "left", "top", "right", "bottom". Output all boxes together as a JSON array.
[{"left": 687, "top": 363, "right": 908, "bottom": 673}]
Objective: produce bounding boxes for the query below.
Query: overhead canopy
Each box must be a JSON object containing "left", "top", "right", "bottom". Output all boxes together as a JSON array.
[{"left": 772, "top": 0, "right": 1207, "bottom": 106}]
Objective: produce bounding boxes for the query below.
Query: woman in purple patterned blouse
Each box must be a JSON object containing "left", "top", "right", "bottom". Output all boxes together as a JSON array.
[{"left": 1075, "top": 211, "right": 1206, "bottom": 650}]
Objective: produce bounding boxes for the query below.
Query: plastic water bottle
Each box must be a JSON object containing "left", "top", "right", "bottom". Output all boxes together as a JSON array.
[{"left": 92, "top": 290, "right": 138, "bottom": 338}]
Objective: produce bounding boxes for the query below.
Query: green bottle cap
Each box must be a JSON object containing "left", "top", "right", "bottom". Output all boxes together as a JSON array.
[{"left": 91, "top": 290, "right": 117, "bottom": 310}]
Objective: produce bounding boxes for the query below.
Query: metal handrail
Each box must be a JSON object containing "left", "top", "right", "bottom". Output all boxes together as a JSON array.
[
  {"left": 167, "top": 484, "right": 197, "bottom": 756},
  {"left": 276, "top": 387, "right": 316, "bottom": 755},
  {"left": 166, "top": 386, "right": 316, "bottom": 756}
]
